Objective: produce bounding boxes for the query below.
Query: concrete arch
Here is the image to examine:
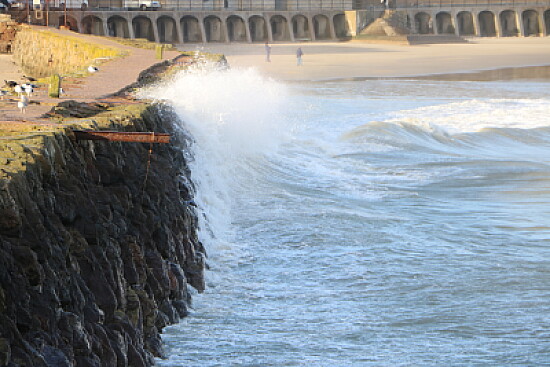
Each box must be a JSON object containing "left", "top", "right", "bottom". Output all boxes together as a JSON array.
[
  {"left": 181, "top": 16, "right": 201, "bottom": 43},
  {"left": 414, "top": 12, "right": 432, "bottom": 34},
  {"left": 313, "top": 14, "right": 330, "bottom": 39},
  {"left": 292, "top": 15, "right": 309, "bottom": 40},
  {"left": 107, "top": 16, "right": 129, "bottom": 38},
  {"left": 227, "top": 15, "right": 247, "bottom": 42},
  {"left": 500, "top": 10, "right": 518, "bottom": 37},
  {"left": 436, "top": 12, "right": 454, "bottom": 34},
  {"left": 133, "top": 16, "right": 155, "bottom": 41},
  {"left": 158, "top": 16, "right": 179, "bottom": 43},
  {"left": 58, "top": 15, "right": 79, "bottom": 32},
  {"left": 249, "top": 15, "right": 267, "bottom": 42},
  {"left": 82, "top": 15, "right": 104, "bottom": 36},
  {"left": 333, "top": 13, "right": 349, "bottom": 38},
  {"left": 270, "top": 15, "right": 290, "bottom": 41},
  {"left": 457, "top": 11, "right": 474, "bottom": 35},
  {"left": 478, "top": 11, "right": 497, "bottom": 37},
  {"left": 545, "top": 10, "right": 550, "bottom": 36},
  {"left": 204, "top": 15, "right": 225, "bottom": 42},
  {"left": 522, "top": 9, "right": 540, "bottom": 36}
]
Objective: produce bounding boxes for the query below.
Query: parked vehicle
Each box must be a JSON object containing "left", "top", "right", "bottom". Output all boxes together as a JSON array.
[{"left": 124, "top": 0, "right": 161, "bottom": 10}]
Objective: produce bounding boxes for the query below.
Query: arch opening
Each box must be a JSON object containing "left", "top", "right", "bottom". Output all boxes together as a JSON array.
[
  {"left": 314, "top": 14, "right": 331, "bottom": 39},
  {"left": 158, "top": 16, "right": 178, "bottom": 43},
  {"left": 414, "top": 12, "right": 432, "bottom": 34},
  {"left": 107, "top": 16, "right": 129, "bottom": 38},
  {"left": 478, "top": 11, "right": 496, "bottom": 37},
  {"left": 82, "top": 15, "right": 104, "bottom": 36},
  {"left": 58, "top": 15, "right": 79, "bottom": 32},
  {"left": 249, "top": 15, "right": 267, "bottom": 42},
  {"left": 292, "top": 15, "right": 309, "bottom": 40},
  {"left": 457, "top": 11, "right": 474, "bottom": 35},
  {"left": 227, "top": 15, "right": 247, "bottom": 42},
  {"left": 205, "top": 15, "right": 225, "bottom": 42},
  {"left": 270, "top": 15, "right": 290, "bottom": 41},
  {"left": 181, "top": 16, "right": 201, "bottom": 43},
  {"left": 333, "top": 14, "right": 349, "bottom": 38},
  {"left": 436, "top": 12, "right": 454, "bottom": 34},
  {"left": 500, "top": 10, "right": 518, "bottom": 37},
  {"left": 522, "top": 10, "right": 540, "bottom": 36},
  {"left": 133, "top": 16, "right": 155, "bottom": 41}
]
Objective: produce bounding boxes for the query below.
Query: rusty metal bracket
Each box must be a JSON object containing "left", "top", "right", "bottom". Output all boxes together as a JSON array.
[{"left": 72, "top": 130, "right": 170, "bottom": 144}]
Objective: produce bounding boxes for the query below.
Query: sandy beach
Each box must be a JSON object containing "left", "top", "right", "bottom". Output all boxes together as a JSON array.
[{"left": 186, "top": 37, "right": 550, "bottom": 81}]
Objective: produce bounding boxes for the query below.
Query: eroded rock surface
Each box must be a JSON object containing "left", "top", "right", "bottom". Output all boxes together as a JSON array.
[{"left": 0, "top": 105, "right": 205, "bottom": 366}]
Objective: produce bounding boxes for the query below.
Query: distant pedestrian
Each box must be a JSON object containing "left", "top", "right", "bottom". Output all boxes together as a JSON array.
[
  {"left": 265, "top": 42, "right": 271, "bottom": 62},
  {"left": 296, "top": 47, "right": 303, "bottom": 66}
]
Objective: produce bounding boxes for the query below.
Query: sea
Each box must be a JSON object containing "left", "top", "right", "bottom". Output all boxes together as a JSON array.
[{"left": 144, "top": 64, "right": 550, "bottom": 366}]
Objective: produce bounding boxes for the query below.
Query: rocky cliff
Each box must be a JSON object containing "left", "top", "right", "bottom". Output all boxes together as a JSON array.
[{"left": 0, "top": 102, "right": 206, "bottom": 366}]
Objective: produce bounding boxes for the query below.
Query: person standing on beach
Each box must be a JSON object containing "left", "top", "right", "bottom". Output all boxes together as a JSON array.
[
  {"left": 265, "top": 42, "right": 271, "bottom": 62},
  {"left": 296, "top": 47, "right": 304, "bottom": 66}
]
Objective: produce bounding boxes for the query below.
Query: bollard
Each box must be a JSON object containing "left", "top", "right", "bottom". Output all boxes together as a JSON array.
[
  {"left": 48, "top": 74, "right": 61, "bottom": 98},
  {"left": 155, "top": 44, "right": 163, "bottom": 60}
]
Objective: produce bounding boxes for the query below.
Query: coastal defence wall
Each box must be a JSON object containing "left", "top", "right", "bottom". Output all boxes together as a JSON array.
[
  {"left": 12, "top": 26, "right": 123, "bottom": 78},
  {"left": 0, "top": 101, "right": 206, "bottom": 366}
]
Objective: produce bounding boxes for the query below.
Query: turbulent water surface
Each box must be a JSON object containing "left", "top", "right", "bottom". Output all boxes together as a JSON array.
[{"left": 146, "top": 67, "right": 550, "bottom": 366}]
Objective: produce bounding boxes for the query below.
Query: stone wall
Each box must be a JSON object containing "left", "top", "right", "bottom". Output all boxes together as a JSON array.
[
  {"left": 12, "top": 27, "right": 124, "bottom": 78},
  {"left": 0, "top": 102, "right": 206, "bottom": 366}
]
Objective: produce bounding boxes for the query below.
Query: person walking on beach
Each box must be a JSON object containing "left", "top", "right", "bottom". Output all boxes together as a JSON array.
[
  {"left": 265, "top": 42, "right": 271, "bottom": 62},
  {"left": 296, "top": 47, "right": 304, "bottom": 66}
]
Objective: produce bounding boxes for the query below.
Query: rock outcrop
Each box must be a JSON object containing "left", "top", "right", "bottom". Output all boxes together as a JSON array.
[{"left": 0, "top": 103, "right": 206, "bottom": 366}]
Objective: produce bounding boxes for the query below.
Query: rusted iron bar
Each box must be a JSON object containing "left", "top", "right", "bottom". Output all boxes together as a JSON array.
[{"left": 72, "top": 130, "right": 170, "bottom": 144}]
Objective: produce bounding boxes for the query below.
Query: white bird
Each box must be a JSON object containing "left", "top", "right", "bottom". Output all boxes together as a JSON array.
[
  {"left": 88, "top": 65, "right": 98, "bottom": 73},
  {"left": 14, "top": 84, "right": 23, "bottom": 96},
  {"left": 21, "top": 83, "right": 34, "bottom": 97},
  {"left": 18, "top": 95, "right": 28, "bottom": 114}
]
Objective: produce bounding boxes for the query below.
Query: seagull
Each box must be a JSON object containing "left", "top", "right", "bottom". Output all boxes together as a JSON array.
[
  {"left": 21, "top": 83, "right": 34, "bottom": 97},
  {"left": 88, "top": 65, "right": 98, "bottom": 73},
  {"left": 14, "top": 84, "right": 23, "bottom": 96},
  {"left": 4, "top": 80, "right": 17, "bottom": 88},
  {"left": 18, "top": 95, "right": 28, "bottom": 114}
]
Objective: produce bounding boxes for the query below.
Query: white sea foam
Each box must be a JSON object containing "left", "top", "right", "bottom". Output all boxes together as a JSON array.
[
  {"left": 143, "top": 66, "right": 289, "bottom": 258},
  {"left": 387, "top": 98, "right": 550, "bottom": 133}
]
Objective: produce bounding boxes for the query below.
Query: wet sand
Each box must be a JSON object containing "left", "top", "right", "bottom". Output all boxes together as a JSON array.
[{"left": 183, "top": 37, "right": 550, "bottom": 81}]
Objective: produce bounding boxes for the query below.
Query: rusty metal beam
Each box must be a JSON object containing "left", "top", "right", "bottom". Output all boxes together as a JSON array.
[{"left": 72, "top": 130, "right": 170, "bottom": 144}]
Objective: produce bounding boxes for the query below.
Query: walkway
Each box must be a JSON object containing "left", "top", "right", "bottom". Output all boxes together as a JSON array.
[{"left": 0, "top": 26, "right": 181, "bottom": 123}]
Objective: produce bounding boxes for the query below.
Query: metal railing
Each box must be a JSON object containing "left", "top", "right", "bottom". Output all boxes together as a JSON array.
[{"left": 30, "top": 0, "right": 352, "bottom": 10}]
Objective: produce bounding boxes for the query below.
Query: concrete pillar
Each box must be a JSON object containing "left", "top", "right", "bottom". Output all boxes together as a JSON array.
[
  {"left": 222, "top": 18, "right": 229, "bottom": 43},
  {"left": 265, "top": 15, "right": 273, "bottom": 43},
  {"left": 151, "top": 16, "right": 160, "bottom": 43},
  {"left": 541, "top": 12, "right": 548, "bottom": 36},
  {"left": 175, "top": 17, "right": 184, "bottom": 43},
  {"left": 494, "top": 11, "right": 502, "bottom": 37},
  {"left": 329, "top": 14, "right": 337, "bottom": 39},
  {"left": 127, "top": 16, "right": 135, "bottom": 38},
  {"left": 517, "top": 11, "right": 525, "bottom": 37},
  {"left": 287, "top": 16, "right": 295, "bottom": 42},
  {"left": 102, "top": 17, "right": 110, "bottom": 37},
  {"left": 199, "top": 17, "right": 207, "bottom": 43},
  {"left": 473, "top": 12, "right": 481, "bottom": 36},
  {"left": 308, "top": 16, "right": 316, "bottom": 41},
  {"left": 432, "top": 12, "right": 439, "bottom": 35},
  {"left": 452, "top": 13, "right": 460, "bottom": 36},
  {"left": 244, "top": 17, "right": 252, "bottom": 43}
]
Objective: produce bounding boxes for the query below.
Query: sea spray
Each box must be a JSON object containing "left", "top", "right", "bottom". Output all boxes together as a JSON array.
[{"left": 144, "top": 66, "right": 290, "bottom": 259}]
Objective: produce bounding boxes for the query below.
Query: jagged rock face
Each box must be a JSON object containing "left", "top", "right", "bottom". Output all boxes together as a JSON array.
[{"left": 0, "top": 106, "right": 205, "bottom": 367}]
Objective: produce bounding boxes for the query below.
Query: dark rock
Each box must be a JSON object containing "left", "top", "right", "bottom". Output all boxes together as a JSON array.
[{"left": 0, "top": 105, "right": 205, "bottom": 367}]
